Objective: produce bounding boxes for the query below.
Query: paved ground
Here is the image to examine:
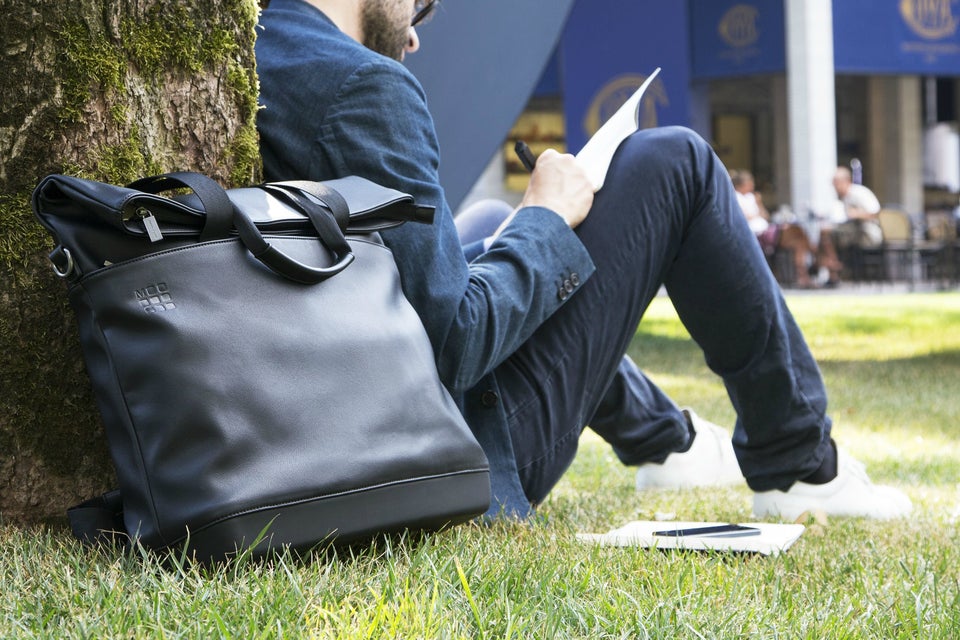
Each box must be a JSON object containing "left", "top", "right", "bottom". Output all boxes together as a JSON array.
[{"left": 779, "top": 280, "right": 958, "bottom": 295}]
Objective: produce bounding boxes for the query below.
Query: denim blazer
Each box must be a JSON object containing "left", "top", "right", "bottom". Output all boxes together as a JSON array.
[{"left": 256, "top": 0, "right": 596, "bottom": 518}]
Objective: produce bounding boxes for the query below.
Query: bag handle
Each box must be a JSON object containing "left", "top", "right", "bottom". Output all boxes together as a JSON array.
[
  {"left": 258, "top": 183, "right": 353, "bottom": 253},
  {"left": 132, "top": 172, "right": 355, "bottom": 284},
  {"left": 126, "top": 171, "right": 234, "bottom": 241},
  {"left": 262, "top": 181, "right": 351, "bottom": 234},
  {"left": 234, "top": 191, "right": 355, "bottom": 284}
]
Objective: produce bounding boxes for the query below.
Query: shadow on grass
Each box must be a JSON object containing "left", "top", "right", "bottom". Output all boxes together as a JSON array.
[{"left": 627, "top": 332, "right": 960, "bottom": 441}]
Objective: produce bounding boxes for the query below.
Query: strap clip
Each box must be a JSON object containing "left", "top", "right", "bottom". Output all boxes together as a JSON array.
[{"left": 48, "top": 246, "right": 75, "bottom": 279}]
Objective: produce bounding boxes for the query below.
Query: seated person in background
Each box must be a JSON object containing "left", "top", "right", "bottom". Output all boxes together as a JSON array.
[
  {"left": 731, "top": 169, "right": 829, "bottom": 288},
  {"left": 830, "top": 166, "right": 883, "bottom": 250}
]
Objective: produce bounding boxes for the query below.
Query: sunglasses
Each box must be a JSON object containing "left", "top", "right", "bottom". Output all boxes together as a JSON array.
[{"left": 412, "top": 0, "right": 438, "bottom": 26}]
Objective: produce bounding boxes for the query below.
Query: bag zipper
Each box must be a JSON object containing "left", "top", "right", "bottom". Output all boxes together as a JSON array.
[{"left": 137, "top": 207, "right": 164, "bottom": 242}]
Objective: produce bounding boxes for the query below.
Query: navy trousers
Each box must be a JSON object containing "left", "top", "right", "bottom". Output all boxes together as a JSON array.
[{"left": 474, "top": 127, "right": 833, "bottom": 504}]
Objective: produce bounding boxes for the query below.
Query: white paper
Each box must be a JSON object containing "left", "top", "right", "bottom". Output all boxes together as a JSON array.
[
  {"left": 575, "top": 67, "right": 661, "bottom": 191},
  {"left": 577, "top": 520, "right": 805, "bottom": 556}
]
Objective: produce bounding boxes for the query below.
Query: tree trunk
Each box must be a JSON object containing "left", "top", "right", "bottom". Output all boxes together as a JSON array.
[{"left": 0, "top": 0, "right": 261, "bottom": 524}]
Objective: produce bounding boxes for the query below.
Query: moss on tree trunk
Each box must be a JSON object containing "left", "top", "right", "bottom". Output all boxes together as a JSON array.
[{"left": 0, "top": 0, "right": 261, "bottom": 524}]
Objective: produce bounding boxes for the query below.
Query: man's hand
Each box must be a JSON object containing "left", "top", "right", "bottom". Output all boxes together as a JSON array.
[{"left": 520, "top": 149, "right": 594, "bottom": 229}]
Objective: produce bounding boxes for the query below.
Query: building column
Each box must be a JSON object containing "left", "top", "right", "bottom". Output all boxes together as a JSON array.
[
  {"left": 867, "top": 76, "right": 924, "bottom": 214},
  {"left": 771, "top": 74, "right": 791, "bottom": 208},
  {"left": 785, "top": 0, "right": 837, "bottom": 217}
]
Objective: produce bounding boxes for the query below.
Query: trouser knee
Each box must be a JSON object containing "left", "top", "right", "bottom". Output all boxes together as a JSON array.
[{"left": 609, "top": 126, "right": 717, "bottom": 197}]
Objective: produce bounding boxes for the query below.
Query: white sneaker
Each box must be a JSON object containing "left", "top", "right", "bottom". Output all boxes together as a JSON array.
[
  {"left": 635, "top": 409, "right": 742, "bottom": 490},
  {"left": 752, "top": 449, "right": 913, "bottom": 521}
]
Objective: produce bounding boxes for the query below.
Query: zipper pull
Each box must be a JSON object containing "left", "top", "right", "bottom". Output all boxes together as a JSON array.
[{"left": 137, "top": 207, "right": 164, "bottom": 242}]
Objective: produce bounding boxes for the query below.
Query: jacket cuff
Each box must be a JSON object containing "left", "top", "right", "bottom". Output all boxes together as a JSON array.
[{"left": 499, "top": 205, "right": 596, "bottom": 304}]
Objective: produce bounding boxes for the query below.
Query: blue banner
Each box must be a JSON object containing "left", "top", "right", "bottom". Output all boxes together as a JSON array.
[
  {"left": 559, "top": 0, "right": 692, "bottom": 154},
  {"left": 689, "top": 0, "right": 787, "bottom": 80},
  {"left": 834, "top": 0, "right": 960, "bottom": 74}
]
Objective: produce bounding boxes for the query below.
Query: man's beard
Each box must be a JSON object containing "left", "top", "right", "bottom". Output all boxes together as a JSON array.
[{"left": 361, "top": 1, "right": 409, "bottom": 61}]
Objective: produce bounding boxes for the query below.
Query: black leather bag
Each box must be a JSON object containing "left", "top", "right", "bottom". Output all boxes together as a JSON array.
[{"left": 32, "top": 171, "right": 490, "bottom": 560}]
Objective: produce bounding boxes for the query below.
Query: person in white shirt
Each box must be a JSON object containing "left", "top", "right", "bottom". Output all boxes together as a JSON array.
[{"left": 831, "top": 166, "right": 883, "bottom": 248}]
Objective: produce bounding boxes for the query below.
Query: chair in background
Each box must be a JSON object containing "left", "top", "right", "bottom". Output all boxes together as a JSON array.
[
  {"left": 767, "top": 249, "right": 797, "bottom": 287},
  {"left": 920, "top": 211, "right": 957, "bottom": 288},
  {"left": 876, "top": 208, "right": 914, "bottom": 284},
  {"left": 837, "top": 222, "right": 885, "bottom": 283}
]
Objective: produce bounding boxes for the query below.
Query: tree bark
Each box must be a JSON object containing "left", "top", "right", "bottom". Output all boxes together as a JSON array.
[{"left": 0, "top": 0, "right": 261, "bottom": 524}]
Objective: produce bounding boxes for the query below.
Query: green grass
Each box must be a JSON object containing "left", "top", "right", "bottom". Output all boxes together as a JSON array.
[{"left": 3, "top": 292, "right": 960, "bottom": 638}]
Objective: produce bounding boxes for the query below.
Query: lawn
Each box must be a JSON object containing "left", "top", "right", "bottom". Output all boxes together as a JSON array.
[{"left": 3, "top": 292, "right": 959, "bottom": 638}]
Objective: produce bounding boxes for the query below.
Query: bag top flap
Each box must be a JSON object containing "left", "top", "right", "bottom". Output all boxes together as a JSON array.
[
  {"left": 237, "top": 176, "right": 435, "bottom": 231},
  {"left": 33, "top": 174, "right": 206, "bottom": 235},
  {"left": 32, "top": 173, "right": 436, "bottom": 241}
]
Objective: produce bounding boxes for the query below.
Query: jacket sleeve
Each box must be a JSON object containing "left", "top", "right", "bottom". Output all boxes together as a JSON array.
[{"left": 313, "top": 60, "right": 595, "bottom": 393}]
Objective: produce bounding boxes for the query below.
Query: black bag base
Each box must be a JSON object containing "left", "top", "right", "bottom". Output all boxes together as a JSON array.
[
  {"left": 187, "top": 469, "right": 490, "bottom": 561},
  {"left": 73, "top": 469, "right": 490, "bottom": 562}
]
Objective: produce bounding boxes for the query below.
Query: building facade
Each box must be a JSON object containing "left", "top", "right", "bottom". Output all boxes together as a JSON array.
[{"left": 411, "top": 0, "right": 960, "bottom": 228}]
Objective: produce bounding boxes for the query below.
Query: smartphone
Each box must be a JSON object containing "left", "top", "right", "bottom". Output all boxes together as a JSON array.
[{"left": 653, "top": 524, "right": 760, "bottom": 538}]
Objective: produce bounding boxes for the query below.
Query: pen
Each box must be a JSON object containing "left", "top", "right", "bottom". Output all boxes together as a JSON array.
[
  {"left": 653, "top": 524, "right": 760, "bottom": 538},
  {"left": 514, "top": 140, "right": 537, "bottom": 172}
]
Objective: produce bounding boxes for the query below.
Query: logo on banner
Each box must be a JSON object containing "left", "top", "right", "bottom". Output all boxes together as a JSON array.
[
  {"left": 900, "top": 0, "right": 959, "bottom": 40},
  {"left": 898, "top": 0, "right": 960, "bottom": 64},
  {"left": 716, "top": 4, "right": 762, "bottom": 64},
  {"left": 583, "top": 74, "right": 669, "bottom": 138},
  {"left": 718, "top": 4, "right": 760, "bottom": 47}
]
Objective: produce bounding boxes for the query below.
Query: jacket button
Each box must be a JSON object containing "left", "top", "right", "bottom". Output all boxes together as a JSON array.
[
  {"left": 557, "top": 287, "right": 569, "bottom": 301},
  {"left": 570, "top": 272, "right": 580, "bottom": 287},
  {"left": 481, "top": 390, "right": 499, "bottom": 407},
  {"left": 563, "top": 279, "right": 574, "bottom": 293}
]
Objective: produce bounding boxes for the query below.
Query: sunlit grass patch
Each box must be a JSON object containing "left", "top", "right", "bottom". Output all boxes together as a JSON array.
[{"left": 3, "top": 292, "right": 960, "bottom": 637}]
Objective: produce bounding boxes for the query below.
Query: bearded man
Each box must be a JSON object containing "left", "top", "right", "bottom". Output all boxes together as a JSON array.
[{"left": 254, "top": 0, "right": 912, "bottom": 522}]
